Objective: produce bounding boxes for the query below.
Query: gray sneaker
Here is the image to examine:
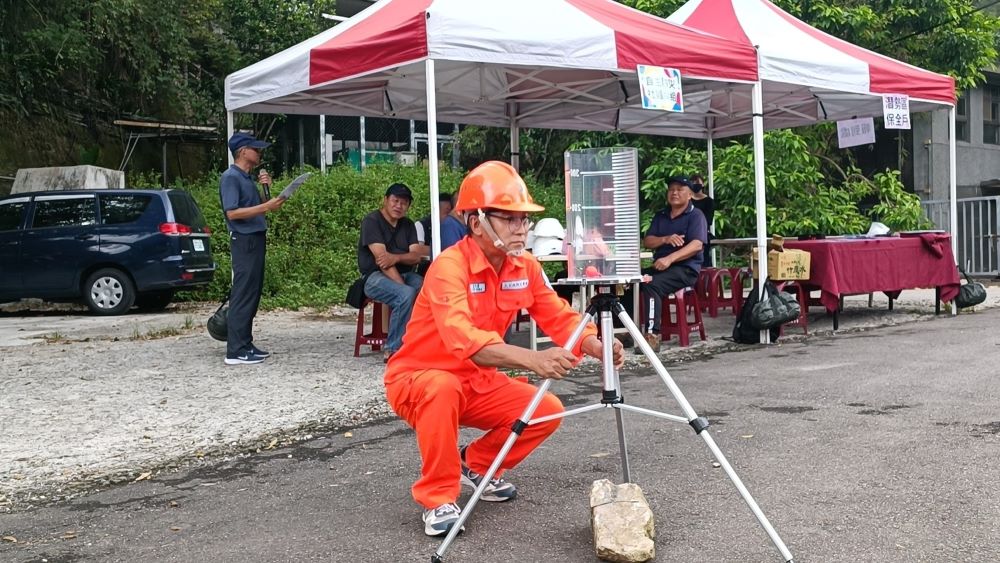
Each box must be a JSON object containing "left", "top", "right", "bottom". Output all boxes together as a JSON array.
[
  {"left": 460, "top": 447, "right": 517, "bottom": 502},
  {"left": 422, "top": 503, "right": 464, "bottom": 537}
]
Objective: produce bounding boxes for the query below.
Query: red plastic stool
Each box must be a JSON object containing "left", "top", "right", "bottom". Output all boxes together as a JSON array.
[
  {"left": 704, "top": 268, "right": 738, "bottom": 317},
  {"left": 660, "top": 287, "right": 707, "bottom": 347},
  {"left": 695, "top": 267, "right": 717, "bottom": 312},
  {"left": 354, "top": 298, "right": 390, "bottom": 357},
  {"left": 776, "top": 281, "right": 809, "bottom": 335}
]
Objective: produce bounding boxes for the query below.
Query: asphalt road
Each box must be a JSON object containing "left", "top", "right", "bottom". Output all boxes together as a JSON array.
[{"left": 2, "top": 309, "right": 999, "bottom": 563}]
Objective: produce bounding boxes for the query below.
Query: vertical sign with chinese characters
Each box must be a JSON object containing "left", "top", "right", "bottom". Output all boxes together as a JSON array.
[
  {"left": 882, "top": 94, "right": 911, "bottom": 129},
  {"left": 836, "top": 117, "right": 876, "bottom": 148},
  {"left": 637, "top": 65, "right": 684, "bottom": 112}
]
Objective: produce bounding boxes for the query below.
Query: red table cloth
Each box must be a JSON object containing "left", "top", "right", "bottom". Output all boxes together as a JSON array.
[{"left": 782, "top": 234, "right": 960, "bottom": 312}]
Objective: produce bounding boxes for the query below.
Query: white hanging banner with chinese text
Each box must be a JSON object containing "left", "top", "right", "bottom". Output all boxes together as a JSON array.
[
  {"left": 836, "top": 117, "right": 876, "bottom": 148},
  {"left": 882, "top": 94, "right": 911, "bottom": 129},
  {"left": 637, "top": 65, "right": 684, "bottom": 112}
]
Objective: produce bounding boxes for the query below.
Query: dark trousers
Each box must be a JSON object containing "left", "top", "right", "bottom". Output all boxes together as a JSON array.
[
  {"left": 227, "top": 231, "right": 266, "bottom": 357},
  {"left": 621, "top": 265, "right": 699, "bottom": 334}
]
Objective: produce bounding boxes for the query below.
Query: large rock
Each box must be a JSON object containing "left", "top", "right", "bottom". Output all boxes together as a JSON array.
[
  {"left": 590, "top": 479, "right": 655, "bottom": 562},
  {"left": 12, "top": 165, "right": 124, "bottom": 194}
]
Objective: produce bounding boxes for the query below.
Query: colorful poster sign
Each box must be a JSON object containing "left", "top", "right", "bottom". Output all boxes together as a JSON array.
[
  {"left": 836, "top": 117, "right": 876, "bottom": 148},
  {"left": 882, "top": 94, "right": 911, "bottom": 129},
  {"left": 637, "top": 65, "right": 684, "bottom": 112}
]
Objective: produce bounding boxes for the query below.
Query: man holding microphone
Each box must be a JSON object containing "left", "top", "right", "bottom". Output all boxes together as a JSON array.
[{"left": 219, "top": 132, "right": 286, "bottom": 365}]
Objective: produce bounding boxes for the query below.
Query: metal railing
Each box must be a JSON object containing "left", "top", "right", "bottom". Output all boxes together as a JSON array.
[{"left": 922, "top": 196, "right": 1000, "bottom": 276}]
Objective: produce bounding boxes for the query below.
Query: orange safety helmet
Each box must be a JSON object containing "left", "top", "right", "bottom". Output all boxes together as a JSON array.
[{"left": 454, "top": 161, "right": 545, "bottom": 213}]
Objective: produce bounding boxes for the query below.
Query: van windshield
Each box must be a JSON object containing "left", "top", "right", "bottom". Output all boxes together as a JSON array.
[{"left": 168, "top": 192, "right": 207, "bottom": 230}]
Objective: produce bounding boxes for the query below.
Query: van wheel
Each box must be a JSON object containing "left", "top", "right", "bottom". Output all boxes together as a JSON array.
[
  {"left": 84, "top": 268, "right": 135, "bottom": 315},
  {"left": 136, "top": 290, "right": 174, "bottom": 311}
]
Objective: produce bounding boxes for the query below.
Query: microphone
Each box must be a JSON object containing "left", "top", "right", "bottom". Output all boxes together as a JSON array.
[{"left": 259, "top": 169, "right": 272, "bottom": 200}]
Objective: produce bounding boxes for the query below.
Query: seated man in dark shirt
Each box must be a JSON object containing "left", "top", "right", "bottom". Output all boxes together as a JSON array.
[
  {"left": 623, "top": 176, "right": 707, "bottom": 351},
  {"left": 358, "top": 183, "right": 425, "bottom": 361}
]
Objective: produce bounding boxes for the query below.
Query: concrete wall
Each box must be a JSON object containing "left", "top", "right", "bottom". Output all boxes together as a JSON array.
[
  {"left": 913, "top": 83, "right": 1000, "bottom": 202},
  {"left": 12, "top": 165, "right": 125, "bottom": 194}
]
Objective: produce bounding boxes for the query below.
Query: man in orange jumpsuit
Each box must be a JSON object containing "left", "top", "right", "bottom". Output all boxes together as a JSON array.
[{"left": 384, "top": 161, "right": 624, "bottom": 536}]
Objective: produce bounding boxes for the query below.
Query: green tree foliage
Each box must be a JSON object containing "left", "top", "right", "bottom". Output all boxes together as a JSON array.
[
  {"left": 0, "top": 0, "right": 335, "bottom": 122},
  {"left": 641, "top": 128, "right": 930, "bottom": 238}
]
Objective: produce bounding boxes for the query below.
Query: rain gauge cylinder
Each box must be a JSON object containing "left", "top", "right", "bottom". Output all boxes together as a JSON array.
[{"left": 564, "top": 147, "right": 641, "bottom": 283}]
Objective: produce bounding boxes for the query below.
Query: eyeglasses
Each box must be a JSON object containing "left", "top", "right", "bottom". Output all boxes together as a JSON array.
[{"left": 486, "top": 213, "right": 533, "bottom": 231}]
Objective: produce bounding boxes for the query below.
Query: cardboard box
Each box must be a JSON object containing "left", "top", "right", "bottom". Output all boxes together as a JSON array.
[{"left": 751, "top": 248, "right": 811, "bottom": 280}]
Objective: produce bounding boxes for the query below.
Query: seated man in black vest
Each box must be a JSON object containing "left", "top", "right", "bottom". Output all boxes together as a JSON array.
[{"left": 357, "top": 183, "right": 425, "bottom": 361}]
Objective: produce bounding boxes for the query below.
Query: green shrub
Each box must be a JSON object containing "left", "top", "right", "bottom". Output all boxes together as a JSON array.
[
  {"left": 155, "top": 150, "right": 925, "bottom": 310},
  {"left": 163, "top": 163, "right": 564, "bottom": 309}
]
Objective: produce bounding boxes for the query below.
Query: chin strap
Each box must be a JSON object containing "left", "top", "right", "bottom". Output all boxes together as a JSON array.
[{"left": 475, "top": 209, "right": 525, "bottom": 257}]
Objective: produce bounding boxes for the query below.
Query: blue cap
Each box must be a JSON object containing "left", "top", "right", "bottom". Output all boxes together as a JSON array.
[
  {"left": 228, "top": 132, "right": 271, "bottom": 154},
  {"left": 667, "top": 175, "right": 693, "bottom": 189}
]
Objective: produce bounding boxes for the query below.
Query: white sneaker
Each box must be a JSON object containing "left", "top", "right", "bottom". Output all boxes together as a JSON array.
[{"left": 422, "top": 503, "right": 464, "bottom": 537}]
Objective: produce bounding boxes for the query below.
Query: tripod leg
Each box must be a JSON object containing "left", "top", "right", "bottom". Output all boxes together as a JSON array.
[
  {"left": 616, "top": 307, "right": 795, "bottom": 563},
  {"left": 613, "top": 408, "right": 631, "bottom": 483},
  {"left": 597, "top": 307, "right": 632, "bottom": 483},
  {"left": 432, "top": 311, "right": 595, "bottom": 562}
]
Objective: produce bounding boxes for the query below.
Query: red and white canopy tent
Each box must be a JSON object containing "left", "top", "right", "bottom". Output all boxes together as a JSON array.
[
  {"left": 224, "top": 0, "right": 957, "bottom": 310},
  {"left": 224, "top": 0, "right": 767, "bottom": 259},
  {"left": 668, "top": 0, "right": 958, "bottom": 258}
]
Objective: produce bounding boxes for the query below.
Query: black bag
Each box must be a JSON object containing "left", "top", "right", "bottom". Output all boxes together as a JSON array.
[
  {"left": 954, "top": 269, "right": 987, "bottom": 309},
  {"left": 751, "top": 279, "right": 801, "bottom": 329},
  {"left": 207, "top": 295, "right": 229, "bottom": 341},
  {"left": 346, "top": 276, "right": 367, "bottom": 309},
  {"left": 733, "top": 281, "right": 780, "bottom": 344}
]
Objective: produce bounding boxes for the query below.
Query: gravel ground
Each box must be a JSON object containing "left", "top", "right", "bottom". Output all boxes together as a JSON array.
[
  {"left": 2, "top": 286, "right": 998, "bottom": 515},
  {"left": 0, "top": 303, "right": 395, "bottom": 513}
]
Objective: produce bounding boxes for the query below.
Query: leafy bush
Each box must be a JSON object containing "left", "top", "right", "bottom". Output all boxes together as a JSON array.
[
  {"left": 154, "top": 149, "right": 925, "bottom": 310},
  {"left": 161, "top": 163, "right": 564, "bottom": 309}
]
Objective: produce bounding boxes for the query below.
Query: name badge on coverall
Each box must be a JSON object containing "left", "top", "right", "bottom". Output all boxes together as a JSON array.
[
  {"left": 501, "top": 279, "right": 529, "bottom": 291},
  {"left": 469, "top": 282, "right": 487, "bottom": 294}
]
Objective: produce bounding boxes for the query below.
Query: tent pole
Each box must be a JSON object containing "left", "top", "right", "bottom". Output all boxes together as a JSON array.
[
  {"left": 706, "top": 132, "right": 715, "bottom": 198},
  {"left": 359, "top": 116, "right": 366, "bottom": 171},
  {"left": 509, "top": 102, "right": 520, "bottom": 172},
  {"left": 320, "top": 115, "right": 327, "bottom": 173},
  {"left": 948, "top": 105, "right": 958, "bottom": 316},
  {"left": 426, "top": 59, "right": 442, "bottom": 260},
  {"left": 751, "top": 79, "right": 770, "bottom": 343},
  {"left": 226, "top": 112, "right": 234, "bottom": 166},
  {"left": 707, "top": 131, "right": 717, "bottom": 266},
  {"left": 298, "top": 118, "right": 305, "bottom": 168}
]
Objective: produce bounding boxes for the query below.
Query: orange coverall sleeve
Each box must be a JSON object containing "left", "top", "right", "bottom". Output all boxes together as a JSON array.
[
  {"left": 526, "top": 265, "right": 597, "bottom": 357},
  {"left": 425, "top": 255, "right": 505, "bottom": 361}
]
